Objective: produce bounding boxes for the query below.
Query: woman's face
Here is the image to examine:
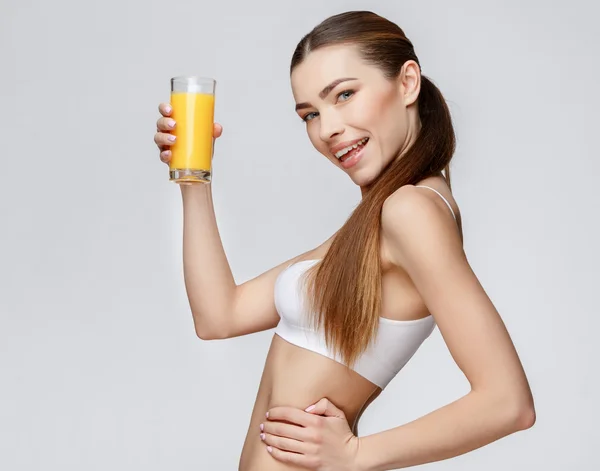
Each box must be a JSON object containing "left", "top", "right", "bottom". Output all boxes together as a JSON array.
[{"left": 290, "top": 44, "right": 422, "bottom": 189}]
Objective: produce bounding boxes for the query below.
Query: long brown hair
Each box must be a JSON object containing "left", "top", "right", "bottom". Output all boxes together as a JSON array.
[{"left": 291, "top": 11, "right": 456, "bottom": 368}]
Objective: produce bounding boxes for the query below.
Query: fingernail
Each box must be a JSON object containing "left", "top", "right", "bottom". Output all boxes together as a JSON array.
[
  {"left": 266, "top": 446, "right": 272, "bottom": 453},
  {"left": 305, "top": 405, "right": 315, "bottom": 412},
  {"left": 260, "top": 433, "right": 265, "bottom": 440},
  {"left": 165, "top": 105, "right": 172, "bottom": 113},
  {"left": 265, "top": 411, "right": 269, "bottom": 419},
  {"left": 168, "top": 135, "right": 176, "bottom": 142},
  {"left": 167, "top": 119, "right": 176, "bottom": 128},
  {"left": 260, "top": 423, "right": 264, "bottom": 431}
]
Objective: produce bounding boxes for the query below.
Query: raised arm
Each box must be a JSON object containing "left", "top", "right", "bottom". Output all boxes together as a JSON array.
[
  {"left": 155, "top": 102, "right": 309, "bottom": 341},
  {"left": 180, "top": 184, "right": 312, "bottom": 340}
]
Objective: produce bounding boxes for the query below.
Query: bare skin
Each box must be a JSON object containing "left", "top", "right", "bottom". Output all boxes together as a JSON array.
[
  {"left": 236, "top": 174, "right": 461, "bottom": 471},
  {"left": 153, "top": 47, "right": 465, "bottom": 469}
]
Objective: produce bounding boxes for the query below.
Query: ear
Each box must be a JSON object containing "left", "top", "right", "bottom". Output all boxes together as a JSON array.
[{"left": 399, "top": 60, "right": 421, "bottom": 107}]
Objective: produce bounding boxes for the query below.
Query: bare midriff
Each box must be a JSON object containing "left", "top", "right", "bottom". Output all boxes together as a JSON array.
[
  {"left": 238, "top": 334, "right": 381, "bottom": 471},
  {"left": 238, "top": 176, "right": 458, "bottom": 470}
]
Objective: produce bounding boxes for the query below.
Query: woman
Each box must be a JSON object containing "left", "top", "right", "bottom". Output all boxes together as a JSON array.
[{"left": 154, "top": 10, "right": 535, "bottom": 471}]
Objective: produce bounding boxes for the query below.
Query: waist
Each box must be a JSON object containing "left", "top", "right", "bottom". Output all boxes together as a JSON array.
[{"left": 239, "top": 333, "right": 378, "bottom": 470}]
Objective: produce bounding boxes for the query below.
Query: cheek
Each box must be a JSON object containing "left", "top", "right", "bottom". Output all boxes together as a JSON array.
[
  {"left": 376, "top": 103, "right": 407, "bottom": 153},
  {"left": 355, "top": 93, "right": 400, "bottom": 135},
  {"left": 349, "top": 97, "right": 379, "bottom": 127}
]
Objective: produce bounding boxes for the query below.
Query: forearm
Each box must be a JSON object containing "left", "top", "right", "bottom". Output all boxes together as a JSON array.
[
  {"left": 357, "top": 390, "right": 535, "bottom": 471},
  {"left": 180, "top": 183, "right": 237, "bottom": 337}
]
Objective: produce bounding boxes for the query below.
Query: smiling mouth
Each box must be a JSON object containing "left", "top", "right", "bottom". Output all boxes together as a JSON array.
[{"left": 336, "top": 137, "right": 369, "bottom": 162}]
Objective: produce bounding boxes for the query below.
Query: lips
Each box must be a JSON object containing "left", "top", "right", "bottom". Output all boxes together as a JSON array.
[
  {"left": 340, "top": 139, "right": 367, "bottom": 162},
  {"left": 329, "top": 137, "right": 369, "bottom": 157},
  {"left": 340, "top": 138, "right": 368, "bottom": 169}
]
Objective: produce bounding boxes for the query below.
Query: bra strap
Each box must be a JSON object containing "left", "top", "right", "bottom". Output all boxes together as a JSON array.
[{"left": 415, "top": 185, "right": 457, "bottom": 221}]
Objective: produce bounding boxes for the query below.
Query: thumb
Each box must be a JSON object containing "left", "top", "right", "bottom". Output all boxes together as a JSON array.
[{"left": 305, "top": 398, "right": 345, "bottom": 418}]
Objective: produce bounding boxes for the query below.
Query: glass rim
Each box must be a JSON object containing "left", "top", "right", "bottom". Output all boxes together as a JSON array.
[{"left": 170, "top": 75, "right": 216, "bottom": 84}]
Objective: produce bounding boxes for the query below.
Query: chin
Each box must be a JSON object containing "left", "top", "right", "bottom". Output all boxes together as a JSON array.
[{"left": 348, "top": 166, "right": 381, "bottom": 187}]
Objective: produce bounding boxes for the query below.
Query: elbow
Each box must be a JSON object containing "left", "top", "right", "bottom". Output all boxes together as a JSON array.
[
  {"left": 194, "top": 319, "right": 229, "bottom": 341},
  {"left": 477, "top": 388, "right": 536, "bottom": 433},
  {"left": 196, "top": 329, "right": 229, "bottom": 340},
  {"left": 196, "top": 328, "right": 228, "bottom": 340},
  {"left": 513, "top": 400, "right": 536, "bottom": 431},
  {"left": 503, "top": 393, "right": 536, "bottom": 432},
  {"left": 196, "top": 330, "right": 218, "bottom": 340}
]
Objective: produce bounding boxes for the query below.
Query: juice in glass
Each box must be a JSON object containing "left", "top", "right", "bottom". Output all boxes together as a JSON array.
[{"left": 169, "top": 76, "right": 216, "bottom": 184}]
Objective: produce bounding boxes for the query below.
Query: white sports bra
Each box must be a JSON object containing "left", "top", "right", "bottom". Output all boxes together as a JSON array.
[{"left": 273, "top": 185, "right": 457, "bottom": 389}]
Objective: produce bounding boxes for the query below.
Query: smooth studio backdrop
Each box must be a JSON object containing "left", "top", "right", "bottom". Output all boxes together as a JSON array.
[{"left": 1, "top": 0, "right": 598, "bottom": 469}]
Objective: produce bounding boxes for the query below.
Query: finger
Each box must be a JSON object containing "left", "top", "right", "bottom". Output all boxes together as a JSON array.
[
  {"left": 306, "top": 398, "right": 345, "bottom": 419},
  {"left": 159, "top": 103, "right": 172, "bottom": 117},
  {"left": 267, "top": 407, "right": 318, "bottom": 428},
  {"left": 154, "top": 132, "right": 176, "bottom": 148},
  {"left": 261, "top": 432, "right": 307, "bottom": 454},
  {"left": 159, "top": 150, "right": 172, "bottom": 163},
  {"left": 156, "top": 117, "right": 176, "bottom": 132},
  {"left": 266, "top": 446, "right": 316, "bottom": 468},
  {"left": 262, "top": 420, "right": 310, "bottom": 442},
  {"left": 213, "top": 123, "right": 223, "bottom": 138}
]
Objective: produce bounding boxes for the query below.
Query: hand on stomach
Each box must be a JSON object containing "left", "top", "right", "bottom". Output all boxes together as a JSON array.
[{"left": 238, "top": 333, "right": 380, "bottom": 471}]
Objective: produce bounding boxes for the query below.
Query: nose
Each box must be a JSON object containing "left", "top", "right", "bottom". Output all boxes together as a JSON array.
[{"left": 319, "top": 110, "right": 344, "bottom": 143}]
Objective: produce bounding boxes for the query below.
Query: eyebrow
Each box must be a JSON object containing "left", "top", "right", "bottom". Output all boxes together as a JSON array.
[{"left": 295, "top": 77, "right": 358, "bottom": 111}]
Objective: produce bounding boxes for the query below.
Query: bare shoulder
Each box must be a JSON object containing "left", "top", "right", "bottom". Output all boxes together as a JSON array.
[
  {"left": 382, "top": 184, "right": 446, "bottom": 223},
  {"left": 381, "top": 184, "right": 463, "bottom": 269}
]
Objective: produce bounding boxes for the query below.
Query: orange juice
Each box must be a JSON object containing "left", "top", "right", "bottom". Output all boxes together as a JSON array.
[{"left": 169, "top": 92, "right": 215, "bottom": 176}]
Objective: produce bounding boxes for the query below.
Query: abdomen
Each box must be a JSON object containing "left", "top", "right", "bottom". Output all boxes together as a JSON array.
[{"left": 238, "top": 333, "right": 379, "bottom": 471}]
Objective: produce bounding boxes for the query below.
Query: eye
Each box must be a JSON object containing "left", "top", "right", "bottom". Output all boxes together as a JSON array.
[
  {"left": 301, "top": 111, "right": 319, "bottom": 123},
  {"left": 300, "top": 90, "right": 355, "bottom": 122},
  {"left": 337, "top": 89, "right": 355, "bottom": 102}
]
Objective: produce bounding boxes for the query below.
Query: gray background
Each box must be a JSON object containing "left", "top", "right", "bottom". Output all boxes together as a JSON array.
[{"left": 1, "top": 0, "right": 598, "bottom": 469}]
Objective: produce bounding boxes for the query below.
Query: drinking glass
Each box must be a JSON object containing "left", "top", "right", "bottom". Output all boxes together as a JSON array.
[{"left": 169, "top": 76, "right": 216, "bottom": 184}]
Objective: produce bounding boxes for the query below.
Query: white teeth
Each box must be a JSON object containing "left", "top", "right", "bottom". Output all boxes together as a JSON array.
[{"left": 335, "top": 138, "right": 369, "bottom": 159}]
